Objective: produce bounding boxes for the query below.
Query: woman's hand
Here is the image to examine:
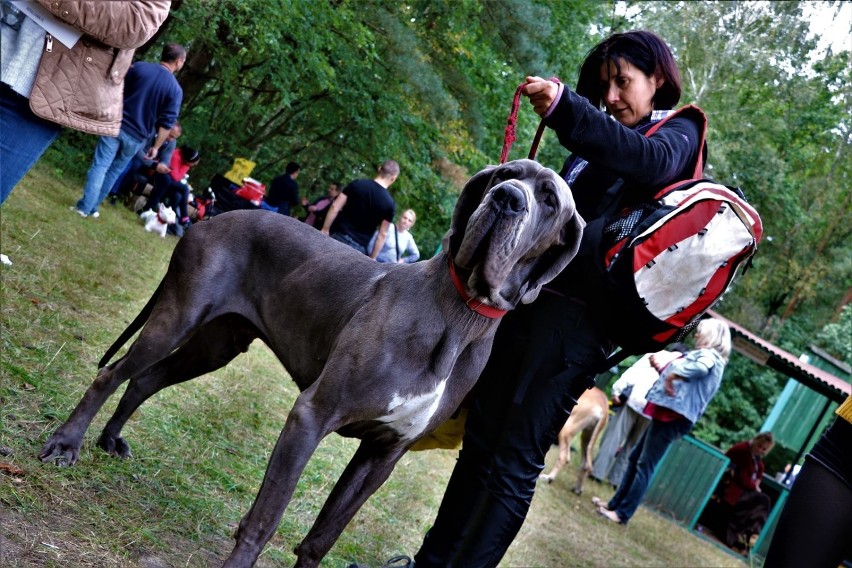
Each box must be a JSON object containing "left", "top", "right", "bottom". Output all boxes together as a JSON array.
[
  {"left": 664, "top": 373, "right": 684, "bottom": 396},
  {"left": 523, "top": 76, "right": 559, "bottom": 117}
]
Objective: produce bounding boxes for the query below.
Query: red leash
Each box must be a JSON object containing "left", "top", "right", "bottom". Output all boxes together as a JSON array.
[
  {"left": 499, "top": 77, "right": 560, "bottom": 164},
  {"left": 450, "top": 77, "right": 563, "bottom": 319}
]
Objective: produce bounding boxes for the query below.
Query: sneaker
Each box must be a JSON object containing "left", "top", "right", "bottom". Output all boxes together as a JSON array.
[
  {"left": 69, "top": 206, "right": 87, "bottom": 218},
  {"left": 91, "top": 211, "right": 100, "bottom": 218}
]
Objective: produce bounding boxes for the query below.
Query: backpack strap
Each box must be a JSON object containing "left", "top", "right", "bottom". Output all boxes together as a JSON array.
[
  {"left": 644, "top": 104, "right": 708, "bottom": 179},
  {"left": 591, "top": 105, "right": 710, "bottom": 373}
]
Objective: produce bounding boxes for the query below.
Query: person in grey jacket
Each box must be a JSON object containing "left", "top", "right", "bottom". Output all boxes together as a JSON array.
[{"left": 595, "top": 317, "right": 731, "bottom": 525}]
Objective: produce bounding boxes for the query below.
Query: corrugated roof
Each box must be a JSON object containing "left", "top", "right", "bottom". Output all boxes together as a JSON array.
[{"left": 707, "top": 309, "right": 851, "bottom": 403}]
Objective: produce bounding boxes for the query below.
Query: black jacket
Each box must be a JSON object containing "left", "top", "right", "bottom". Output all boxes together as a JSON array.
[{"left": 544, "top": 88, "right": 703, "bottom": 299}]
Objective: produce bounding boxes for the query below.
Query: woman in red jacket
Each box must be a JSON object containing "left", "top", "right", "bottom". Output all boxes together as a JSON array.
[{"left": 718, "top": 432, "right": 775, "bottom": 551}]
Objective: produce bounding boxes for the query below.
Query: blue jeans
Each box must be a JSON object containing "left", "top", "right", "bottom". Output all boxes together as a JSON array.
[
  {"left": 415, "top": 292, "right": 611, "bottom": 567},
  {"left": 0, "top": 83, "right": 62, "bottom": 204},
  {"left": 330, "top": 231, "right": 368, "bottom": 255},
  {"left": 591, "top": 404, "right": 650, "bottom": 486},
  {"left": 607, "top": 416, "right": 692, "bottom": 523},
  {"left": 258, "top": 199, "right": 278, "bottom": 212},
  {"left": 76, "top": 129, "right": 145, "bottom": 215}
]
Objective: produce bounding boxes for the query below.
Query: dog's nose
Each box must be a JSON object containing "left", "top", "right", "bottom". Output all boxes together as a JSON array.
[{"left": 492, "top": 183, "right": 526, "bottom": 215}]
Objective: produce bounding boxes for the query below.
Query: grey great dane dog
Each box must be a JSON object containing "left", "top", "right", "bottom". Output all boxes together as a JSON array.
[{"left": 39, "top": 159, "right": 584, "bottom": 567}]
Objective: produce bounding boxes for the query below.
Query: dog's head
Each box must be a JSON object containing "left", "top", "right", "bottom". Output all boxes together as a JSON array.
[
  {"left": 157, "top": 204, "right": 177, "bottom": 225},
  {"left": 444, "top": 159, "right": 584, "bottom": 310}
]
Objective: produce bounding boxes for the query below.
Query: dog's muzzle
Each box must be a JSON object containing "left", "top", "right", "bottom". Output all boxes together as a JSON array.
[{"left": 490, "top": 182, "right": 527, "bottom": 216}]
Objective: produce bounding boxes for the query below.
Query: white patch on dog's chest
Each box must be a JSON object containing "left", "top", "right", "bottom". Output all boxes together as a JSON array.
[{"left": 377, "top": 379, "right": 447, "bottom": 441}]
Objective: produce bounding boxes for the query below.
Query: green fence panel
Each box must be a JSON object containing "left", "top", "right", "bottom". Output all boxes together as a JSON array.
[{"left": 643, "top": 436, "right": 730, "bottom": 528}]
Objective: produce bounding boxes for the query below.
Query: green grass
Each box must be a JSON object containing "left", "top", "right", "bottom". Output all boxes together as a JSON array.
[{"left": 0, "top": 163, "right": 744, "bottom": 567}]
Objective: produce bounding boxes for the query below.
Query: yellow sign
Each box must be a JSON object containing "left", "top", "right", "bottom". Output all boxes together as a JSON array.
[{"left": 224, "top": 158, "right": 256, "bottom": 185}]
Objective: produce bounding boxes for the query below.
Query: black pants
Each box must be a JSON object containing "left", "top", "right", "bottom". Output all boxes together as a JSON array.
[
  {"left": 764, "top": 416, "right": 852, "bottom": 568},
  {"left": 147, "top": 173, "right": 189, "bottom": 220},
  {"left": 414, "top": 292, "right": 610, "bottom": 568}
]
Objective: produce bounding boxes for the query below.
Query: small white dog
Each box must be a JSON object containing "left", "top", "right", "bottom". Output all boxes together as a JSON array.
[{"left": 139, "top": 204, "right": 177, "bottom": 237}]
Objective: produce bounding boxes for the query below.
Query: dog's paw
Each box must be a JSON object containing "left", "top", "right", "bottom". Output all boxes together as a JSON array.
[
  {"left": 39, "top": 434, "right": 82, "bottom": 467},
  {"left": 96, "top": 432, "right": 133, "bottom": 459}
]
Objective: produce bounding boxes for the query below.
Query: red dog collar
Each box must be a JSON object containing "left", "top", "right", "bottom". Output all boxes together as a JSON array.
[{"left": 447, "top": 256, "right": 508, "bottom": 319}]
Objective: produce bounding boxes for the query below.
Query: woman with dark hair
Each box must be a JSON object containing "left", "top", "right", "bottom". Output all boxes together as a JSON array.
[
  {"left": 144, "top": 145, "right": 200, "bottom": 230},
  {"left": 411, "top": 30, "right": 705, "bottom": 568}
]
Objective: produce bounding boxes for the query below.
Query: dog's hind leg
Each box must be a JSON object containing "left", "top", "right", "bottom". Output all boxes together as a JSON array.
[
  {"left": 39, "top": 305, "right": 210, "bottom": 466},
  {"left": 293, "top": 441, "right": 406, "bottom": 568},
  {"left": 573, "top": 428, "right": 594, "bottom": 495},
  {"left": 97, "top": 315, "right": 258, "bottom": 458}
]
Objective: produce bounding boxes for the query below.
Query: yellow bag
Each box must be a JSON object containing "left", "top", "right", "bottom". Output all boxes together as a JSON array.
[
  {"left": 409, "top": 408, "right": 468, "bottom": 451},
  {"left": 224, "top": 158, "right": 256, "bottom": 185}
]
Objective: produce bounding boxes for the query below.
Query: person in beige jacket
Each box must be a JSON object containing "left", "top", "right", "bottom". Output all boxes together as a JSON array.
[{"left": 0, "top": 0, "right": 171, "bottom": 204}]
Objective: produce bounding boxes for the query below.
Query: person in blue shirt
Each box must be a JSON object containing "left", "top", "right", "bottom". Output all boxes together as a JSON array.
[
  {"left": 73, "top": 43, "right": 185, "bottom": 218},
  {"left": 595, "top": 317, "right": 731, "bottom": 525}
]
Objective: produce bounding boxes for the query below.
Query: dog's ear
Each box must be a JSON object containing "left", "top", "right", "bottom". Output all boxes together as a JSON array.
[
  {"left": 445, "top": 164, "right": 498, "bottom": 256},
  {"left": 519, "top": 212, "right": 586, "bottom": 304}
]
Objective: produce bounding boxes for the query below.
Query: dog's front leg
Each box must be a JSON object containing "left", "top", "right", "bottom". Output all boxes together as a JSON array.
[
  {"left": 293, "top": 441, "right": 406, "bottom": 567},
  {"left": 223, "top": 397, "right": 331, "bottom": 568}
]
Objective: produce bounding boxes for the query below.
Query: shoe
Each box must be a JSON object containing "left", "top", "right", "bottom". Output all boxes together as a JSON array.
[
  {"left": 91, "top": 211, "right": 100, "bottom": 218},
  {"left": 591, "top": 496, "right": 605, "bottom": 508},
  {"left": 69, "top": 206, "right": 87, "bottom": 218},
  {"left": 347, "top": 554, "right": 414, "bottom": 568},
  {"left": 597, "top": 505, "right": 624, "bottom": 524}
]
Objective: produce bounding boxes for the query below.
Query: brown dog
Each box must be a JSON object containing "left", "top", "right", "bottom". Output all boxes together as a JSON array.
[
  {"left": 39, "top": 159, "right": 584, "bottom": 567},
  {"left": 539, "top": 386, "right": 609, "bottom": 495}
]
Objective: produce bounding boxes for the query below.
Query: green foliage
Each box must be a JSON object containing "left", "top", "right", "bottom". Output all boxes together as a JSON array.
[
  {"left": 45, "top": 0, "right": 607, "bottom": 254},
  {"left": 816, "top": 305, "right": 852, "bottom": 363}
]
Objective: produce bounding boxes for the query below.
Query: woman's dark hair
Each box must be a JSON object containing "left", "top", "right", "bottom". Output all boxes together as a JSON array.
[
  {"left": 576, "top": 30, "right": 681, "bottom": 111},
  {"left": 183, "top": 146, "right": 200, "bottom": 163}
]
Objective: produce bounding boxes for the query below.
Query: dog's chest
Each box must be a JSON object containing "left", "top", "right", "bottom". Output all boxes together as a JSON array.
[{"left": 376, "top": 379, "right": 447, "bottom": 441}]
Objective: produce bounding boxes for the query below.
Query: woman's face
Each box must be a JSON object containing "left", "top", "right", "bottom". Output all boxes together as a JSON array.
[
  {"left": 599, "top": 57, "right": 662, "bottom": 127},
  {"left": 398, "top": 210, "right": 415, "bottom": 231}
]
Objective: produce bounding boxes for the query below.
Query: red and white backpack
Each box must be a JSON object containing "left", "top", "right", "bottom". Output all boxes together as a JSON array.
[{"left": 596, "top": 105, "right": 762, "bottom": 356}]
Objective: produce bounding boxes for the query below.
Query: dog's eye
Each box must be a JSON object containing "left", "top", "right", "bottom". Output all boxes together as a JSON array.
[
  {"left": 543, "top": 193, "right": 557, "bottom": 209},
  {"left": 538, "top": 182, "right": 558, "bottom": 210},
  {"left": 493, "top": 166, "right": 521, "bottom": 186}
]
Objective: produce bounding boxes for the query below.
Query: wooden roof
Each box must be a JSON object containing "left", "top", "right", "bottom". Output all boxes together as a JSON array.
[{"left": 707, "top": 309, "right": 851, "bottom": 403}]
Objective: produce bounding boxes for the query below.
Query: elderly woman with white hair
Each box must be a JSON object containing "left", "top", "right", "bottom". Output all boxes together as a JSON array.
[{"left": 595, "top": 317, "right": 732, "bottom": 525}]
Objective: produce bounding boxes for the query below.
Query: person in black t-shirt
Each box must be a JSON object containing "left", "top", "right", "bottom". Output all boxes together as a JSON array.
[{"left": 321, "top": 160, "right": 399, "bottom": 258}]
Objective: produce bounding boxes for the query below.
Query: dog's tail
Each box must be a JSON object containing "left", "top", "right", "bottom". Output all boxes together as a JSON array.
[{"left": 98, "top": 280, "right": 165, "bottom": 369}]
